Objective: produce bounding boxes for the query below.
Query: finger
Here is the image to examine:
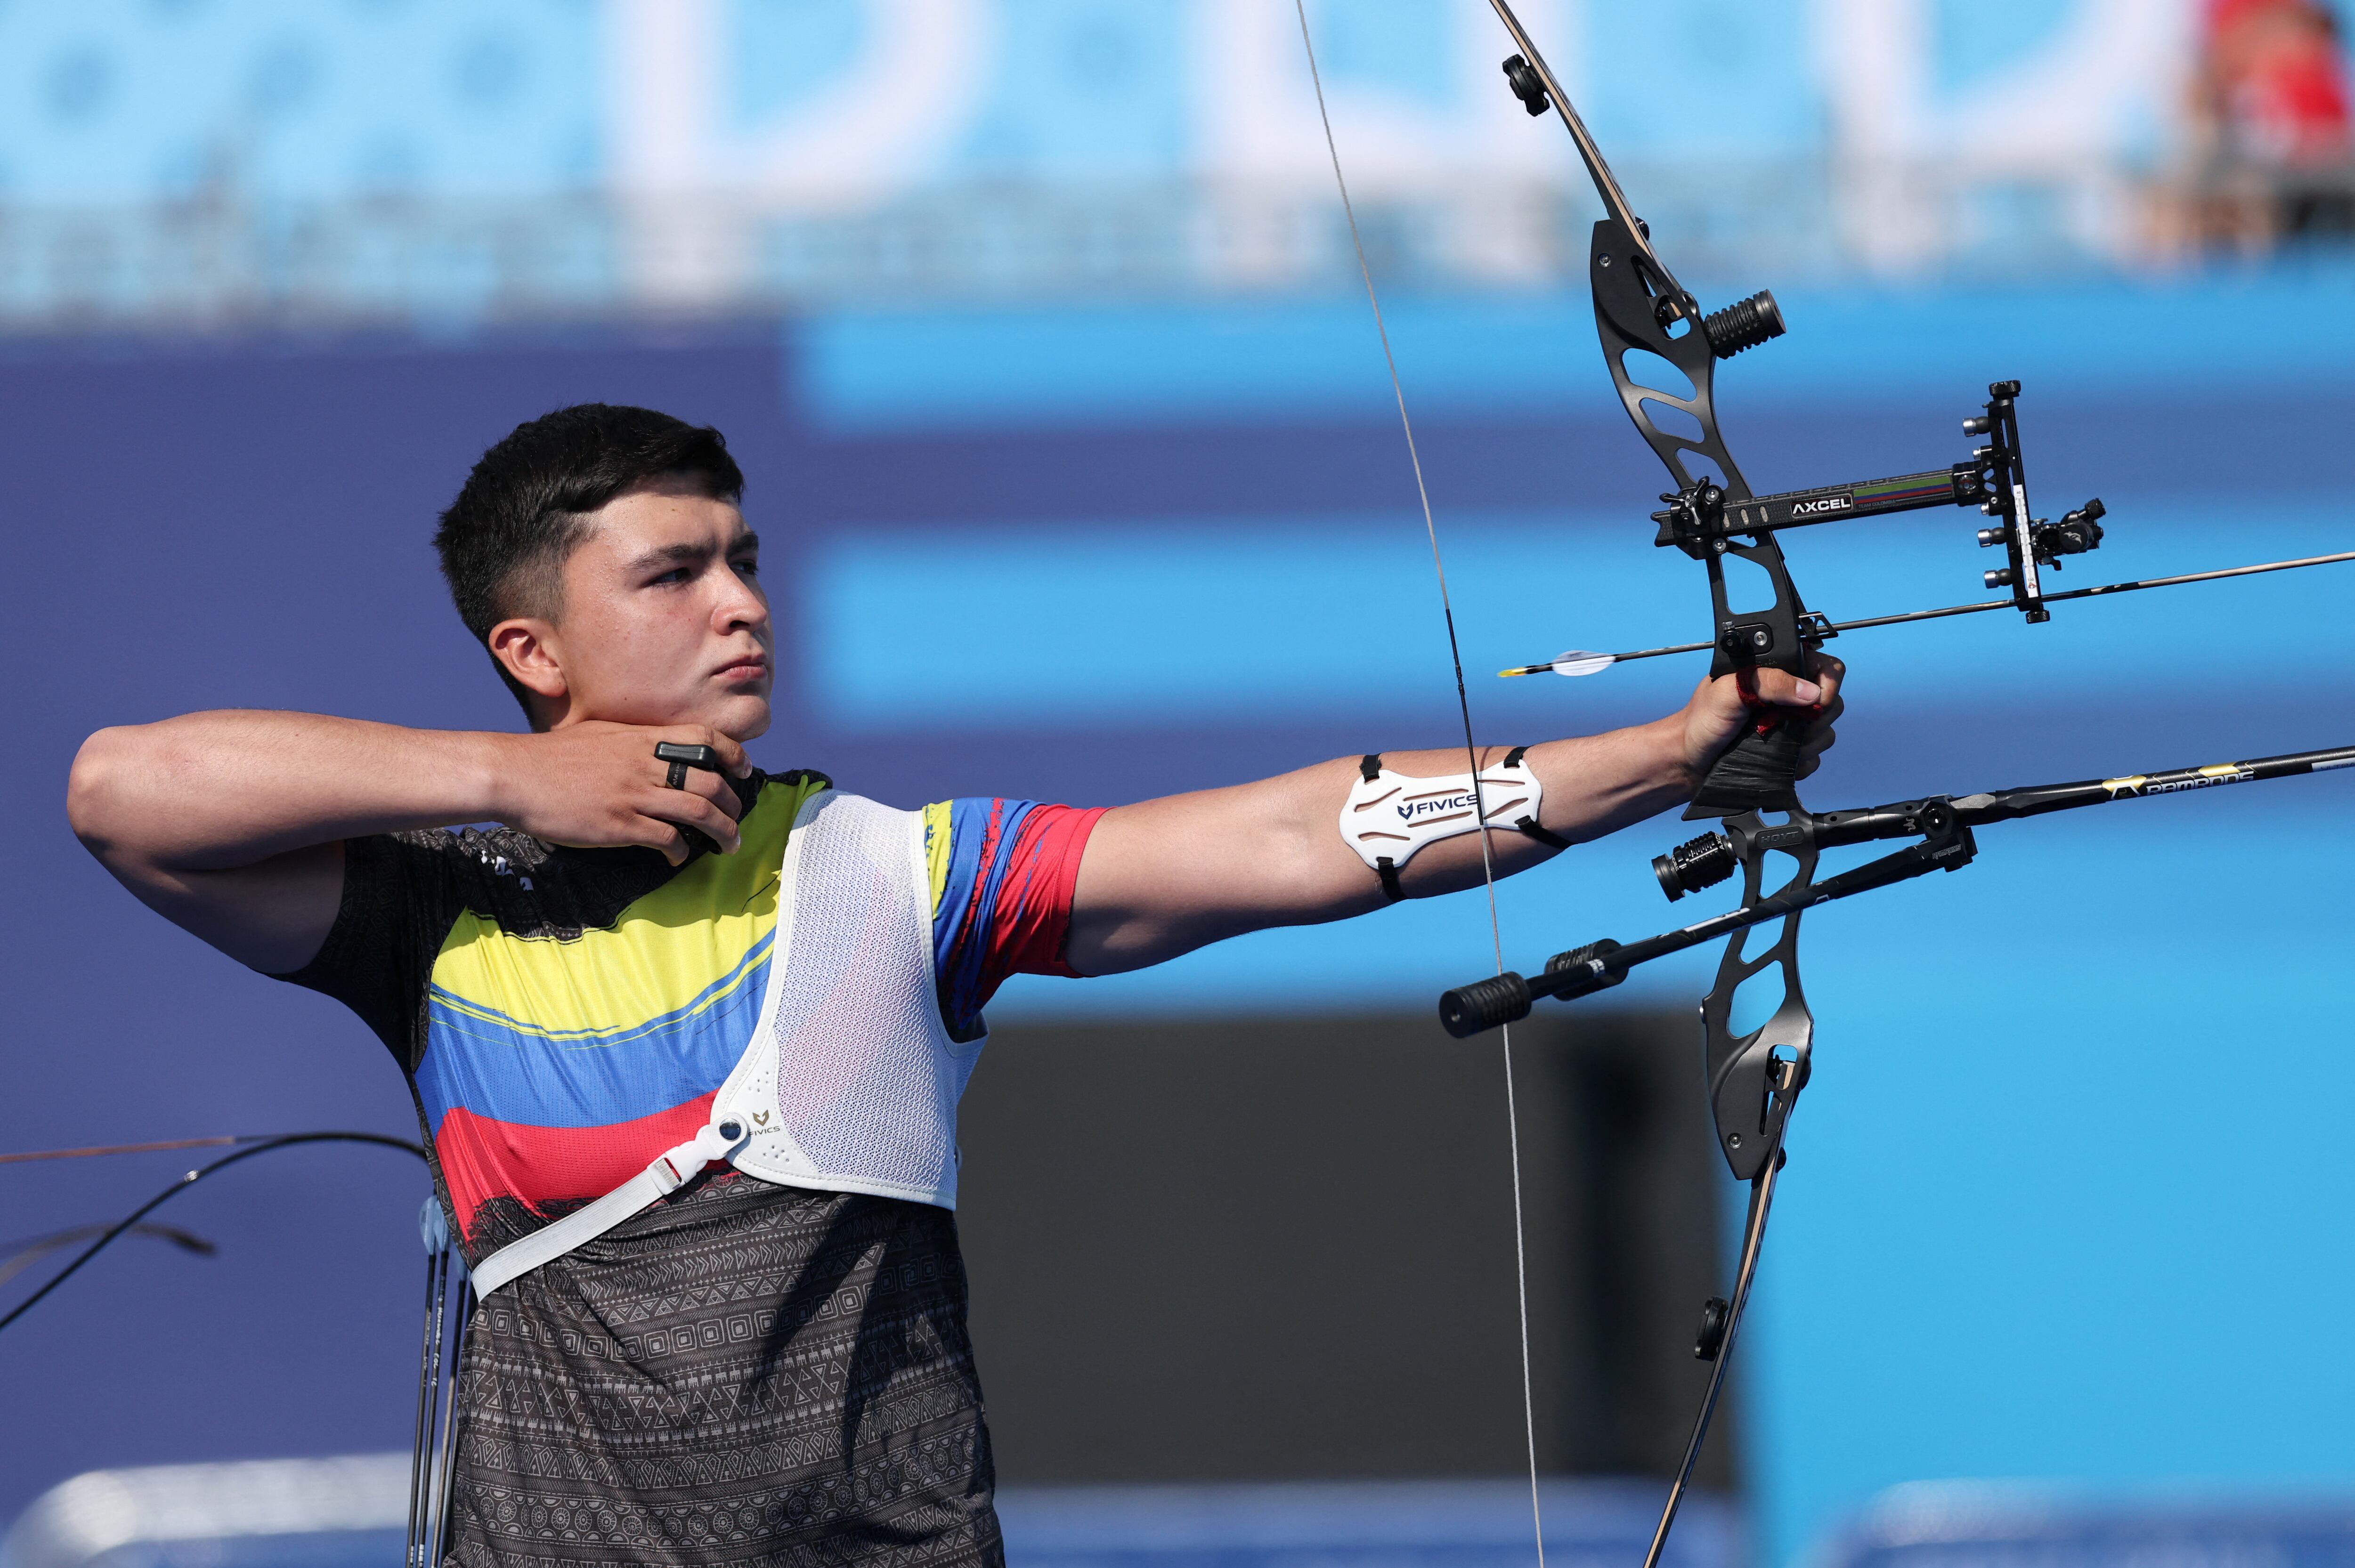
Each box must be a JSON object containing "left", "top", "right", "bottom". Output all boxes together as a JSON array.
[
  {"left": 1799, "top": 658, "right": 1843, "bottom": 709},
  {"left": 649, "top": 793, "right": 741, "bottom": 855},
  {"left": 1745, "top": 668, "right": 1825, "bottom": 709},
  {"left": 658, "top": 761, "right": 745, "bottom": 822},
  {"left": 1799, "top": 725, "right": 1836, "bottom": 760},
  {"left": 712, "top": 769, "right": 747, "bottom": 821},
  {"left": 633, "top": 818, "right": 690, "bottom": 867},
  {"left": 645, "top": 789, "right": 742, "bottom": 855},
  {"left": 669, "top": 726, "right": 751, "bottom": 778}
]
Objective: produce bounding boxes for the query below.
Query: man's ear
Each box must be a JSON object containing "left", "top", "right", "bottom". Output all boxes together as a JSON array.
[{"left": 489, "top": 618, "right": 568, "bottom": 710}]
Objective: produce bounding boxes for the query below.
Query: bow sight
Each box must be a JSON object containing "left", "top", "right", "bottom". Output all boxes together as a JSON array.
[{"left": 1651, "top": 380, "right": 2107, "bottom": 623}]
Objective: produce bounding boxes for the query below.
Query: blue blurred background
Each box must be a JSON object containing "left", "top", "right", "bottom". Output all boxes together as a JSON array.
[{"left": 4, "top": 3, "right": 2354, "bottom": 1567}]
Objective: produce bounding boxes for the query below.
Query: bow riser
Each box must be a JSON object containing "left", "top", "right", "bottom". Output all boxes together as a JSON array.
[
  {"left": 1699, "top": 813, "right": 1818, "bottom": 1180},
  {"left": 1591, "top": 217, "right": 1754, "bottom": 500},
  {"left": 1592, "top": 185, "right": 1827, "bottom": 818}
]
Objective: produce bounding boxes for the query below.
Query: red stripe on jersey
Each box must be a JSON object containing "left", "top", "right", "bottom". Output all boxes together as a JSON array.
[
  {"left": 980, "top": 803, "right": 1106, "bottom": 993},
  {"left": 436, "top": 1092, "right": 717, "bottom": 1238}
]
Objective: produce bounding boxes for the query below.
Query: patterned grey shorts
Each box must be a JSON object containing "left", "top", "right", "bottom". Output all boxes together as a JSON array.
[{"left": 448, "top": 1173, "right": 1002, "bottom": 1568}]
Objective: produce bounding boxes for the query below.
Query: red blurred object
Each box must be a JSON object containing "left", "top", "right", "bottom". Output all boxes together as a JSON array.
[{"left": 2202, "top": 0, "right": 2352, "bottom": 164}]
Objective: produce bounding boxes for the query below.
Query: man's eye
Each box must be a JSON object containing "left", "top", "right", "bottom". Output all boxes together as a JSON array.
[
  {"left": 733, "top": 558, "right": 760, "bottom": 578},
  {"left": 651, "top": 567, "right": 690, "bottom": 585}
]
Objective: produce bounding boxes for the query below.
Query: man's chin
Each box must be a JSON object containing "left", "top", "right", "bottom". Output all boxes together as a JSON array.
[
  {"left": 568, "top": 690, "right": 771, "bottom": 741},
  {"left": 709, "top": 692, "right": 772, "bottom": 744}
]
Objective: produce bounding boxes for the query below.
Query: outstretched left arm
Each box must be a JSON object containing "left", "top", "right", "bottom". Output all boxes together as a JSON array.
[{"left": 1064, "top": 656, "right": 1842, "bottom": 975}]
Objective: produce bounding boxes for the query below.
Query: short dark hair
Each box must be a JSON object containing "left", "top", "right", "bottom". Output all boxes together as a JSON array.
[{"left": 434, "top": 404, "right": 745, "bottom": 719}]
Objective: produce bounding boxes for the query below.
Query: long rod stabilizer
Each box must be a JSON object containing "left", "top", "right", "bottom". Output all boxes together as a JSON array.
[{"left": 1439, "top": 738, "right": 2355, "bottom": 1034}]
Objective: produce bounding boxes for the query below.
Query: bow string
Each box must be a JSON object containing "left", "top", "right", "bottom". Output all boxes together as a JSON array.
[{"left": 1291, "top": 6, "right": 1551, "bottom": 1563}]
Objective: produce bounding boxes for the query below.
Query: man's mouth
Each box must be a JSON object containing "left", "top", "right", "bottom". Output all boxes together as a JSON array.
[{"left": 715, "top": 655, "right": 770, "bottom": 684}]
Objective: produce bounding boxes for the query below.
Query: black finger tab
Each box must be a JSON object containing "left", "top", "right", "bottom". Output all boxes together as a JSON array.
[{"left": 654, "top": 743, "right": 737, "bottom": 856}]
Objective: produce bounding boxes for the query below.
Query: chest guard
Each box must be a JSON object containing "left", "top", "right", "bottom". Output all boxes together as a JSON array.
[{"left": 469, "top": 790, "right": 979, "bottom": 1299}]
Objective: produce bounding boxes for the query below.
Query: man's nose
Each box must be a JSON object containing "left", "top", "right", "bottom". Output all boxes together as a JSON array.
[{"left": 714, "top": 567, "right": 769, "bottom": 630}]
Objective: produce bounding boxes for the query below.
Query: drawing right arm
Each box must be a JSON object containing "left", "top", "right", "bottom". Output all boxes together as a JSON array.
[{"left": 67, "top": 711, "right": 752, "bottom": 974}]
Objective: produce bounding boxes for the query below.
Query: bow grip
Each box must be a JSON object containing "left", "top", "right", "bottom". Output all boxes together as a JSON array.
[{"left": 1685, "top": 710, "right": 1807, "bottom": 820}]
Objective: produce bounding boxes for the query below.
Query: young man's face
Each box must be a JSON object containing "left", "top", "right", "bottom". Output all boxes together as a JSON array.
[{"left": 502, "top": 477, "right": 774, "bottom": 739}]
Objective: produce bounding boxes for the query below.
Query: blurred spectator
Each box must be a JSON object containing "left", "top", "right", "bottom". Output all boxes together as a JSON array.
[{"left": 2170, "top": 0, "right": 2355, "bottom": 249}]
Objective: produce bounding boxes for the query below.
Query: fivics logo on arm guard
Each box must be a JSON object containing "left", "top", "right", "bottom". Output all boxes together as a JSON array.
[{"left": 1339, "top": 748, "right": 1569, "bottom": 903}]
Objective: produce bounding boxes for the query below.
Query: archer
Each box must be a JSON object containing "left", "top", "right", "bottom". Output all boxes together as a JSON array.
[{"left": 65, "top": 403, "right": 1840, "bottom": 1568}]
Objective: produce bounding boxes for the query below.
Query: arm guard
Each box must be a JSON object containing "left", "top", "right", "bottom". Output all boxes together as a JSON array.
[{"left": 1340, "top": 747, "right": 1571, "bottom": 901}]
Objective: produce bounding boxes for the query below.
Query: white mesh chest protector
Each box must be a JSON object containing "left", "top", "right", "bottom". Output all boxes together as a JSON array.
[
  {"left": 468, "top": 789, "right": 978, "bottom": 1299},
  {"left": 712, "top": 789, "right": 980, "bottom": 1207}
]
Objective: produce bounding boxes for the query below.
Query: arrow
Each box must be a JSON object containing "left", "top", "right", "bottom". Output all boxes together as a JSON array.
[{"left": 1501, "top": 549, "right": 2355, "bottom": 678}]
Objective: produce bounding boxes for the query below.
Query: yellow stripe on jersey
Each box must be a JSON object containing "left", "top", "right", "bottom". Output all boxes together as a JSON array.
[
  {"left": 923, "top": 800, "right": 952, "bottom": 918},
  {"left": 427, "top": 772, "right": 825, "bottom": 1041}
]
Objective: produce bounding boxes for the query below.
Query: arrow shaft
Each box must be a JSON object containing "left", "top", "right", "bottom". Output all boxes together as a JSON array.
[
  {"left": 1829, "top": 550, "right": 2355, "bottom": 635},
  {"left": 1538, "top": 550, "right": 2355, "bottom": 672}
]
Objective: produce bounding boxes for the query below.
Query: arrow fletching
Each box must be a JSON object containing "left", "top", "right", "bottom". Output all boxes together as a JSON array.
[{"left": 1500, "top": 650, "right": 1618, "bottom": 679}]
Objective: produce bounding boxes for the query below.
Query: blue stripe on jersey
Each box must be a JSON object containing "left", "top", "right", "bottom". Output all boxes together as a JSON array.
[
  {"left": 932, "top": 797, "right": 1042, "bottom": 1038},
  {"left": 414, "top": 934, "right": 773, "bottom": 1130}
]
